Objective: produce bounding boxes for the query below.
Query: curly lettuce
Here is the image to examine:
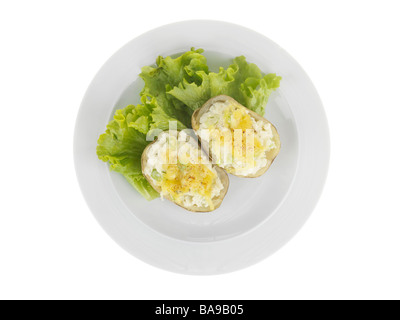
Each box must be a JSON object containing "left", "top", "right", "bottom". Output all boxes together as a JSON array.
[
  {"left": 168, "top": 56, "right": 281, "bottom": 116},
  {"left": 96, "top": 97, "right": 185, "bottom": 200},
  {"left": 140, "top": 48, "right": 208, "bottom": 127}
]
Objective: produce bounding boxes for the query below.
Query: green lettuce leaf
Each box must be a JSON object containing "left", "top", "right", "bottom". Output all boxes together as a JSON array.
[
  {"left": 140, "top": 48, "right": 209, "bottom": 127},
  {"left": 97, "top": 104, "right": 159, "bottom": 200},
  {"left": 96, "top": 97, "right": 186, "bottom": 200},
  {"left": 168, "top": 56, "right": 281, "bottom": 116}
]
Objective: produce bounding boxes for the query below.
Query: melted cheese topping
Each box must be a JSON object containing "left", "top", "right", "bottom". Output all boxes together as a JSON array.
[
  {"left": 198, "top": 101, "right": 276, "bottom": 175},
  {"left": 144, "top": 131, "right": 223, "bottom": 210},
  {"left": 161, "top": 162, "right": 215, "bottom": 209}
]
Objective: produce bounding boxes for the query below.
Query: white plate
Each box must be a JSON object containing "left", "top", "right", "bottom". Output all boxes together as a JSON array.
[{"left": 74, "top": 20, "right": 329, "bottom": 274}]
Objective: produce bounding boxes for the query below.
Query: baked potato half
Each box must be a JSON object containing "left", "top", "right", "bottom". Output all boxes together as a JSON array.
[
  {"left": 192, "top": 95, "right": 280, "bottom": 178},
  {"left": 141, "top": 130, "right": 229, "bottom": 212}
]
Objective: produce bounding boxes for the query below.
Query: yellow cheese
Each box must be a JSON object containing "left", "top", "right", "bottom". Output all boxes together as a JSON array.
[
  {"left": 221, "top": 104, "right": 266, "bottom": 168},
  {"left": 161, "top": 162, "right": 216, "bottom": 210}
]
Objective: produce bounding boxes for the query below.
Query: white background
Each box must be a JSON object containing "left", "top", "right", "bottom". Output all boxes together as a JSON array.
[{"left": 1, "top": 0, "right": 399, "bottom": 300}]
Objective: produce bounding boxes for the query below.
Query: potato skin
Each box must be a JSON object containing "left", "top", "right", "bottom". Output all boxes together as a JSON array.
[
  {"left": 141, "top": 131, "right": 229, "bottom": 212},
  {"left": 191, "top": 95, "right": 281, "bottom": 178}
]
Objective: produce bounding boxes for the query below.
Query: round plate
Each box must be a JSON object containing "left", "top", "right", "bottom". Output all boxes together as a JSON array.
[{"left": 74, "top": 20, "right": 330, "bottom": 275}]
